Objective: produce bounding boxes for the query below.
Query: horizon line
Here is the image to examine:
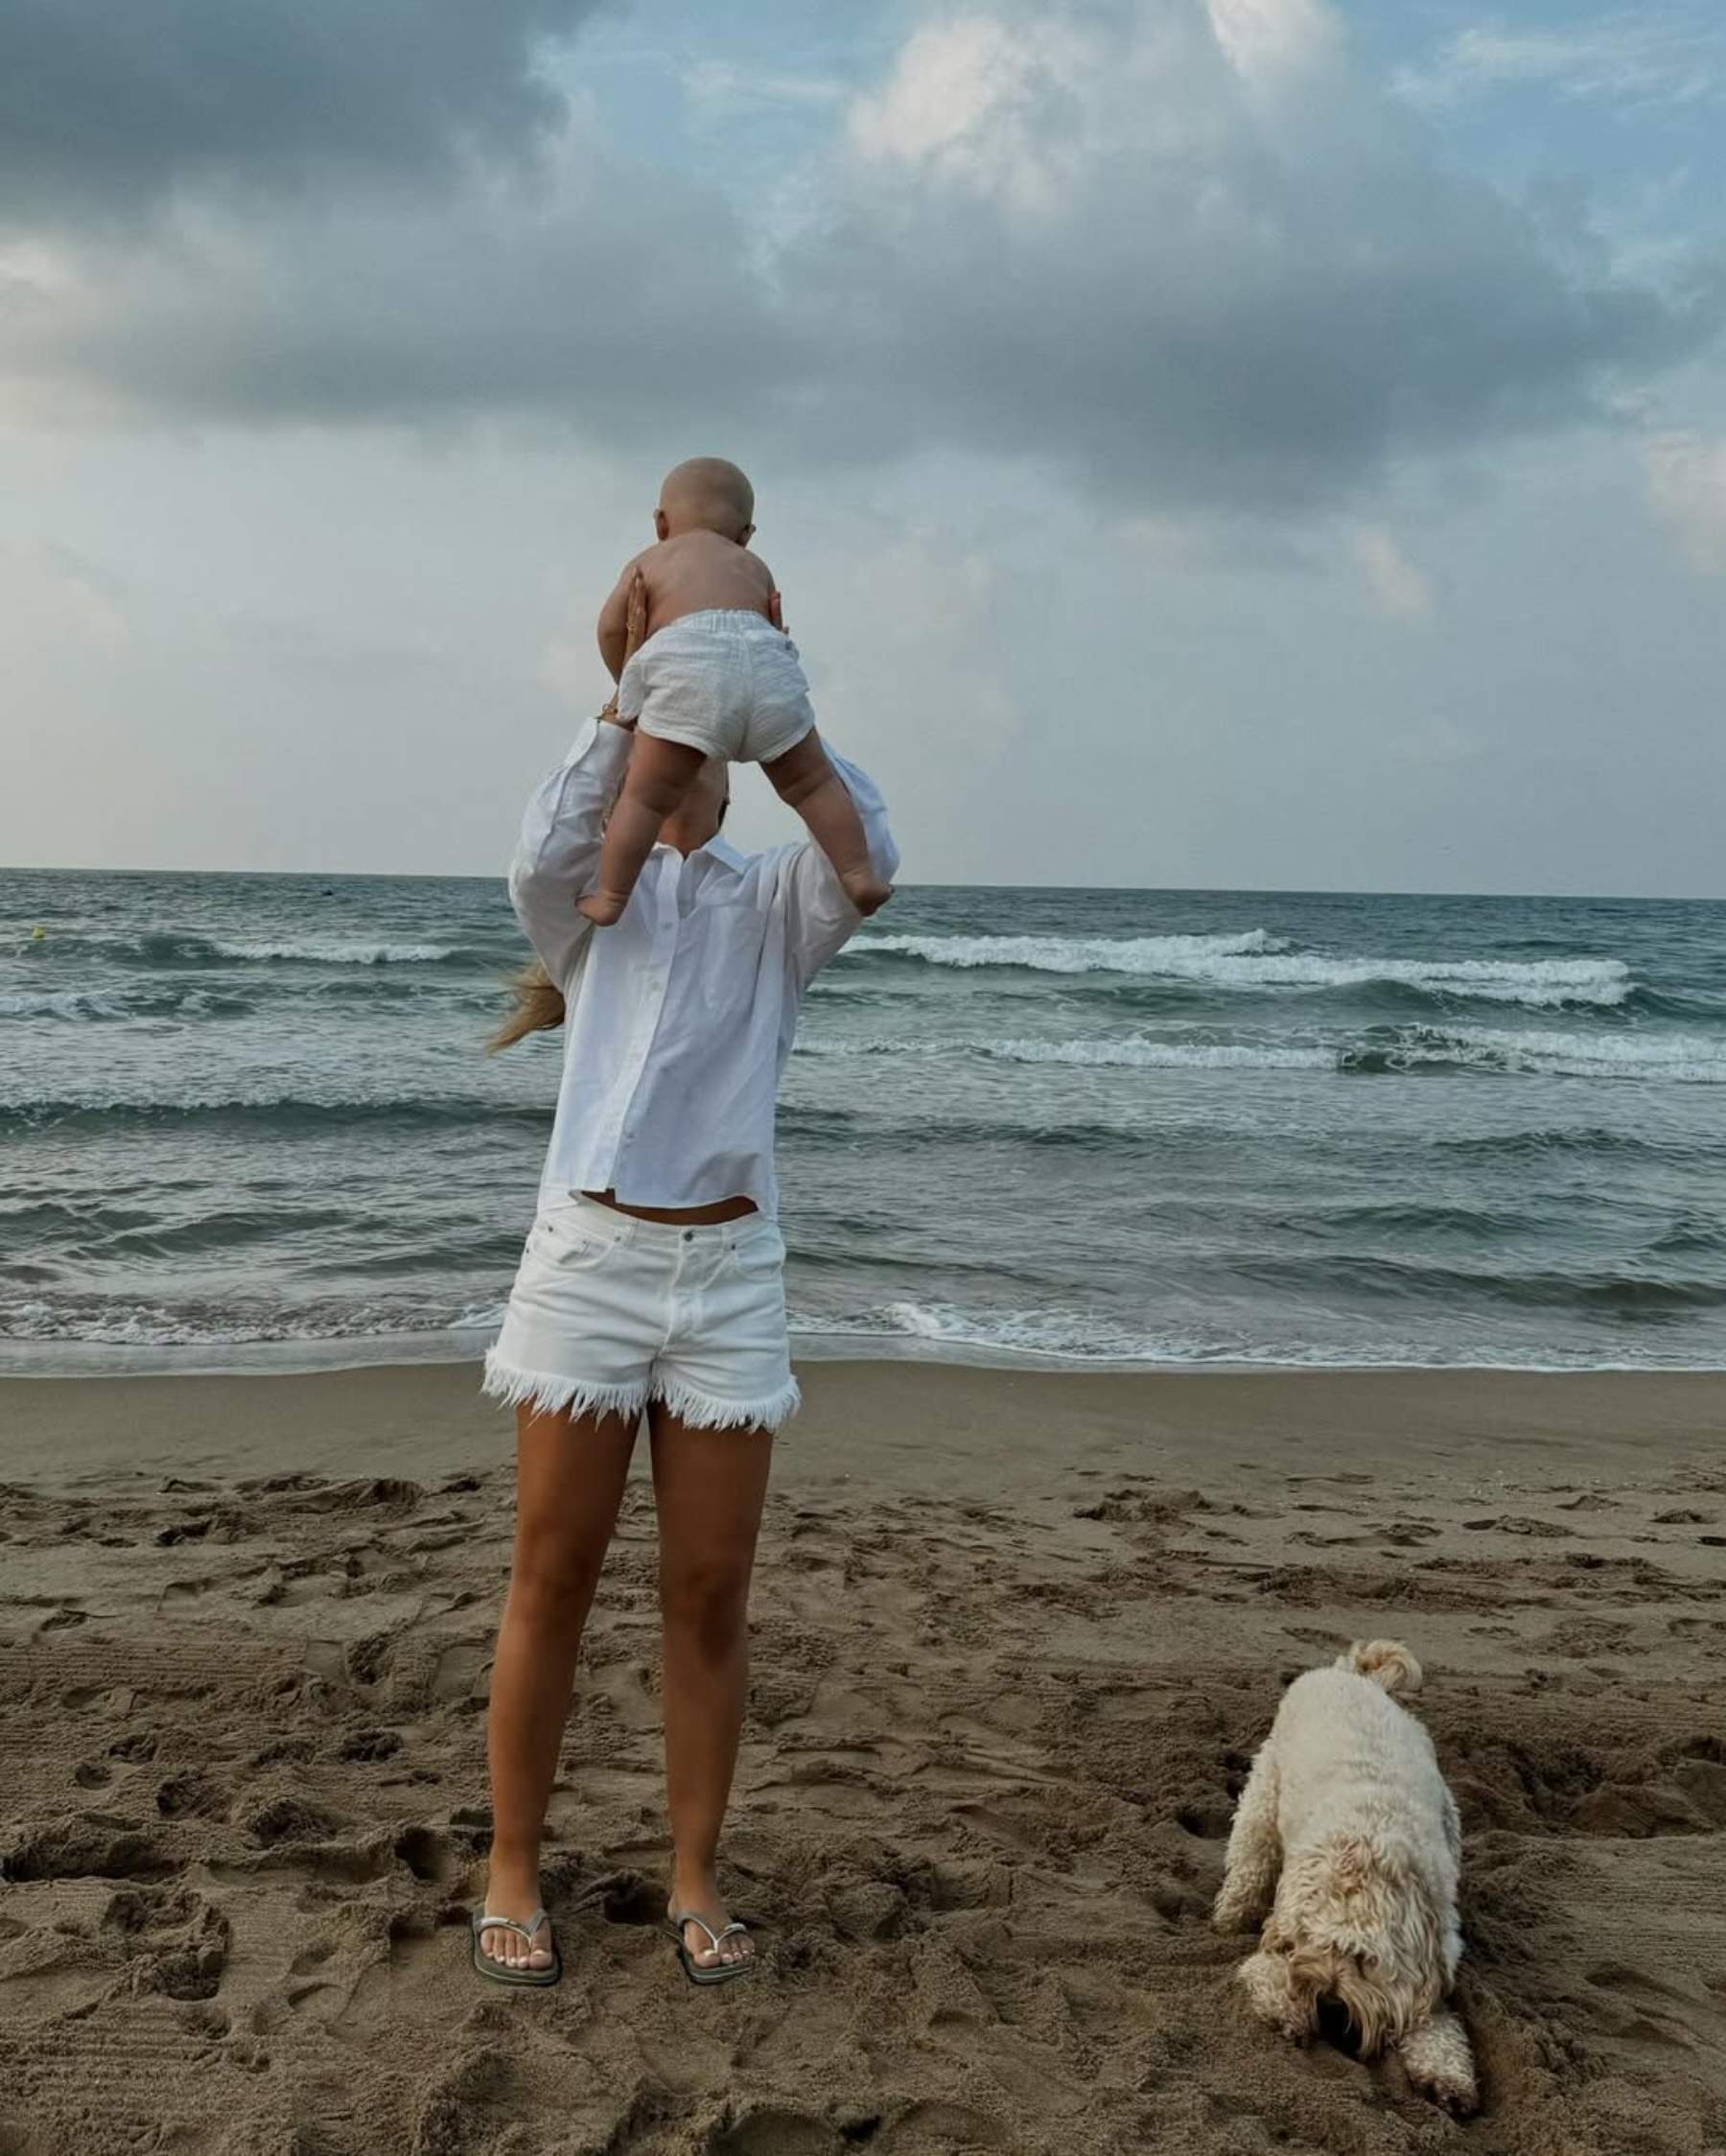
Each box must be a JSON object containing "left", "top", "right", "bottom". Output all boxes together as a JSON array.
[{"left": 5, "top": 863, "right": 1724, "bottom": 905}]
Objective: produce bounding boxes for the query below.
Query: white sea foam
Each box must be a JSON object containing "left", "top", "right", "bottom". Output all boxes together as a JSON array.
[
  {"left": 0, "top": 1296, "right": 487, "bottom": 1349},
  {"left": 784, "top": 1303, "right": 1726, "bottom": 1372},
  {"left": 849, "top": 931, "right": 1631, "bottom": 1007},
  {"left": 1438, "top": 1025, "right": 1726, "bottom": 1084},
  {"left": 0, "top": 986, "right": 247, "bottom": 1021},
  {"left": 211, "top": 938, "right": 456, "bottom": 964},
  {"left": 1202, "top": 954, "right": 1629, "bottom": 1007},
  {"left": 798, "top": 1027, "right": 1726, "bottom": 1081},
  {"left": 851, "top": 929, "right": 1284, "bottom": 973},
  {"left": 788, "top": 1300, "right": 1194, "bottom": 1363},
  {"left": 11, "top": 1301, "right": 1717, "bottom": 1377},
  {"left": 798, "top": 1035, "right": 1333, "bottom": 1070},
  {"left": 1, "top": 990, "right": 130, "bottom": 1019}
]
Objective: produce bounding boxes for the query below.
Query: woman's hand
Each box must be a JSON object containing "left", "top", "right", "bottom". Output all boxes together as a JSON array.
[{"left": 600, "top": 571, "right": 650, "bottom": 728}]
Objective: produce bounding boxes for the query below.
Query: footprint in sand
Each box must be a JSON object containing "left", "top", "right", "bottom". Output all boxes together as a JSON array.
[{"left": 1463, "top": 1516, "right": 1574, "bottom": 1537}]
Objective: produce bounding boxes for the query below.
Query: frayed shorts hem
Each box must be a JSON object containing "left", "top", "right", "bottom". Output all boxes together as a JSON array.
[{"left": 481, "top": 1349, "right": 800, "bottom": 1433}]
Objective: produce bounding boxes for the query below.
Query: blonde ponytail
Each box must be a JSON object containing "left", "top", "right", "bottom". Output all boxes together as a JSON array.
[{"left": 486, "top": 960, "right": 566, "bottom": 1053}]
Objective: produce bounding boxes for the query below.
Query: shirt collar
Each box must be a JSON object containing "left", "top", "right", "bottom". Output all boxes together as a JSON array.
[{"left": 645, "top": 832, "right": 749, "bottom": 879}]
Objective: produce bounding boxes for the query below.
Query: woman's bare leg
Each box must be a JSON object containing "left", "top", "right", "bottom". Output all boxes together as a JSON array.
[
  {"left": 763, "top": 730, "right": 893, "bottom": 916},
  {"left": 578, "top": 734, "right": 709, "bottom": 925},
  {"left": 649, "top": 1405, "right": 775, "bottom": 1970},
  {"left": 480, "top": 1401, "right": 639, "bottom": 1969}
]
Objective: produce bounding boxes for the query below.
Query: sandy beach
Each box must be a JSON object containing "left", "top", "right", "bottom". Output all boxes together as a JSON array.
[{"left": 2, "top": 1361, "right": 1723, "bottom": 2154}]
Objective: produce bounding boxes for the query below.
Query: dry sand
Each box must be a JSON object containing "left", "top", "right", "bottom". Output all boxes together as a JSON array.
[{"left": 1, "top": 1361, "right": 1723, "bottom": 2155}]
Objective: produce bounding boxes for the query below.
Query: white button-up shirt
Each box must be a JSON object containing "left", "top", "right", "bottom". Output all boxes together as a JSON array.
[{"left": 507, "top": 716, "right": 898, "bottom": 1217}]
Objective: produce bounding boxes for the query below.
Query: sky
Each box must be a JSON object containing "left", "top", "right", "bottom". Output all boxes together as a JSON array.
[{"left": 3, "top": 0, "right": 1724, "bottom": 895}]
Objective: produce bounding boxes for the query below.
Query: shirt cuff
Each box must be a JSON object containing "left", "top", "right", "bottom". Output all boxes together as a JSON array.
[{"left": 576, "top": 714, "right": 631, "bottom": 762}]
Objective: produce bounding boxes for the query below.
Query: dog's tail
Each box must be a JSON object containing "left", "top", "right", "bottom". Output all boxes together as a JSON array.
[{"left": 1341, "top": 1639, "right": 1423, "bottom": 1695}]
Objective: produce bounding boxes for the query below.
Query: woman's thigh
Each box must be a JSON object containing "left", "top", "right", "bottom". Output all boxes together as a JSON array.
[
  {"left": 647, "top": 1406, "right": 774, "bottom": 1609},
  {"left": 511, "top": 1403, "right": 640, "bottom": 1592}
]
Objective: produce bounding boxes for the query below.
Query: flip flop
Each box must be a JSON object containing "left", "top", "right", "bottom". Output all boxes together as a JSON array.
[
  {"left": 471, "top": 1907, "right": 561, "bottom": 1987},
  {"left": 663, "top": 1909, "right": 757, "bottom": 1987}
]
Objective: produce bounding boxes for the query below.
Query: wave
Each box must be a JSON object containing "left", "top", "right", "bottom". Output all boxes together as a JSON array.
[
  {"left": 0, "top": 1294, "right": 489, "bottom": 1350},
  {"left": 1387, "top": 1024, "right": 1726, "bottom": 1084},
  {"left": 1234, "top": 1251, "right": 1726, "bottom": 1321},
  {"left": 798, "top": 1025, "right": 1726, "bottom": 1082},
  {"left": 1433, "top": 1127, "right": 1705, "bottom": 1162},
  {"left": 797, "top": 1035, "right": 1336, "bottom": 1070},
  {"left": 847, "top": 931, "right": 1631, "bottom": 1008},
  {"left": 791, "top": 1287, "right": 1726, "bottom": 1360},
  {"left": 0, "top": 986, "right": 257, "bottom": 1022},
  {"left": 0, "top": 1094, "right": 553, "bottom": 1137},
  {"left": 786, "top": 1300, "right": 1207, "bottom": 1363},
  {"left": 780, "top": 1108, "right": 1185, "bottom": 1152},
  {"left": 850, "top": 929, "right": 1285, "bottom": 973},
  {"left": 4, "top": 974, "right": 505, "bottom": 1021},
  {"left": 12, "top": 929, "right": 473, "bottom": 969},
  {"left": 209, "top": 937, "right": 463, "bottom": 965},
  {"left": 7, "top": 1291, "right": 1720, "bottom": 1371}
]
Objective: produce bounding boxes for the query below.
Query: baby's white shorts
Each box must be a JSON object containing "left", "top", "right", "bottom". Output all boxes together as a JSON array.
[{"left": 617, "top": 608, "right": 816, "bottom": 764}]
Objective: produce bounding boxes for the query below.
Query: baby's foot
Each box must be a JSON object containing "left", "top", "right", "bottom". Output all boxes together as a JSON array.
[
  {"left": 576, "top": 890, "right": 628, "bottom": 926},
  {"left": 841, "top": 872, "right": 893, "bottom": 918}
]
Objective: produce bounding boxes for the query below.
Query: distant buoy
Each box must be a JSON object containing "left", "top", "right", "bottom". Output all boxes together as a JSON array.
[{"left": 32, "top": 926, "right": 45, "bottom": 942}]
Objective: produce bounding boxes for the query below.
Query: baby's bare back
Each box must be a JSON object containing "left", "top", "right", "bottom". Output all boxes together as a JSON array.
[{"left": 638, "top": 532, "right": 777, "bottom": 637}]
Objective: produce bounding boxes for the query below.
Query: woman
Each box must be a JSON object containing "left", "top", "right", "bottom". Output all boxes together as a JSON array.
[{"left": 474, "top": 577, "right": 898, "bottom": 1986}]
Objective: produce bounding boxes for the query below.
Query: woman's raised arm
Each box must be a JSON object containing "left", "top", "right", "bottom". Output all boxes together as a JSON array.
[{"left": 505, "top": 574, "right": 648, "bottom": 986}]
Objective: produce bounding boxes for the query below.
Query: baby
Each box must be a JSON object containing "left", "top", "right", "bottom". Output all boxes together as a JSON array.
[{"left": 577, "top": 457, "right": 893, "bottom": 926}]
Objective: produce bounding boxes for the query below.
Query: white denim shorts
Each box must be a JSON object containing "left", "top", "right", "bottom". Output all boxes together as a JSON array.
[
  {"left": 616, "top": 609, "right": 815, "bottom": 765},
  {"left": 481, "top": 1194, "right": 800, "bottom": 1432}
]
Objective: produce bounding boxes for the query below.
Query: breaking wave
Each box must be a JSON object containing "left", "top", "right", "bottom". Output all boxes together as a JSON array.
[{"left": 847, "top": 930, "right": 1631, "bottom": 1008}]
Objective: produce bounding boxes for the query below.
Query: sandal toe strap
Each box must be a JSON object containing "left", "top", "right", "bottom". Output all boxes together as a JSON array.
[
  {"left": 672, "top": 1913, "right": 748, "bottom": 1951},
  {"left": 476, "top": 1909, "right": 549, "bottom": 1947}
]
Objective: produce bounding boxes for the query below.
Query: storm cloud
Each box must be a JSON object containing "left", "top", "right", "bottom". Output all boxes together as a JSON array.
[
  {"left": 0, "top": 0, "right": 598, "bottom": 221},
  {"left": 0, "top": 0, "right": 1719, "bottom": 515}
]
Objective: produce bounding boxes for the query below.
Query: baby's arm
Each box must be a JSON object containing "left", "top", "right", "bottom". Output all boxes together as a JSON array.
[
  {"left": 750, "top": 553, "right": 784, "bottom": 631},
  {"left": 597, "top": 551, "right": 654, "bottom": 681}
]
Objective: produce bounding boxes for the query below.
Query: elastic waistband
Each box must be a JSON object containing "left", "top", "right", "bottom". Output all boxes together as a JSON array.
[
  {"left": 555, "top": 1192, "right": 776, "bottom": 1251},
  {"left": 650, "top": 608, "right": 781, "bottom": 638}
]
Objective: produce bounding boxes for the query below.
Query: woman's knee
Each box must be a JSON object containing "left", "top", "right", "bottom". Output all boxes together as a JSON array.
[
  {"left": 659, "top": 1555, "right": 751, "bottom": 1657},
  {"left": 508, "top": 1529, "right": 608, "bottom": 1627}
]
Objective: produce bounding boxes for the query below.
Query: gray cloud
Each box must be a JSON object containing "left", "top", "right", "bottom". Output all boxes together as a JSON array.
[
  {"left": 0, "top": 0, "right": 597, "bottom": 222},
  {"left": 1, "top": 0, "right": 1720, "bottom": 516},
  {"left": 784, "top": 2, "right": 1723, "bottom": 508},
  {"left": 7, "top": 160, "right": 798, "bottom": 435}
]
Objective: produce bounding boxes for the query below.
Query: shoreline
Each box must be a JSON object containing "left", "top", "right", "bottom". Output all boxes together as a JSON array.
[
  {"left": 5, "top": 1327, "right": 1725, "bottom": 1387},
  {"left": 3, "top": 1356, "right": 1722, "bottom": 1492}
]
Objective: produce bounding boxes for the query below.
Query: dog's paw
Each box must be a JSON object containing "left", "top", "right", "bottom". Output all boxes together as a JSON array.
[
  {"left": 1211, "top": 1891, "right": 1264, "bottom": 1935},
  {"left": 1411, "top": 2065, "right": 1479, "bottom": 2118},
  {"left": 1399, "top": 2014, "right": 1480, "bottom": 2116}
]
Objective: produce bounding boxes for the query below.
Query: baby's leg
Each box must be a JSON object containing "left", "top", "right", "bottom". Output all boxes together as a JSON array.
[
  {"left": 763, "top": 731, "right": 893, "bottom": 917},
  {"left": 578, "top": 733, "right": 708, "bottom": 926}
]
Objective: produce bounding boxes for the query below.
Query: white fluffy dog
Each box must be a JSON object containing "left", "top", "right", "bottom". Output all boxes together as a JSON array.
[{"left": 1213, "top": 1641, "right": 1479, "bottom": 2115}]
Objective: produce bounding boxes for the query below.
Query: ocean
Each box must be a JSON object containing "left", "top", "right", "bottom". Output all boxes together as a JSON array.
[{"left": 3, "top": 870, "right": 1724, "bottom": 1376}]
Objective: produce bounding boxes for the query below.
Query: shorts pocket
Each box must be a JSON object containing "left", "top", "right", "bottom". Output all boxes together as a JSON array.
[
  {"left": 533, "top": 1207, "right": 618, "bottom": 1272},
  {"left": 727, "top": 1226, "right": 787, "bottom": 1280}
]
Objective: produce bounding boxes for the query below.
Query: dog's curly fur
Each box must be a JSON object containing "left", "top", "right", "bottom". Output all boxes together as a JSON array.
[{"left": 1213, "top": 1641, "right": 1479, "bottom": 2115}]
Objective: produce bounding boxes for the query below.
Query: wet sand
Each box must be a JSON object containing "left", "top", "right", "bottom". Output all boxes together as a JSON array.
[{"left": 2, "top": 1362, "right": 1723, "bottom": 2154}]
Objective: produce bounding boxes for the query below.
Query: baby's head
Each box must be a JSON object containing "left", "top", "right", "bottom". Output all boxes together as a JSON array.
[{"left": 656, "top": 457, "right": 756, "bottom": 546}]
